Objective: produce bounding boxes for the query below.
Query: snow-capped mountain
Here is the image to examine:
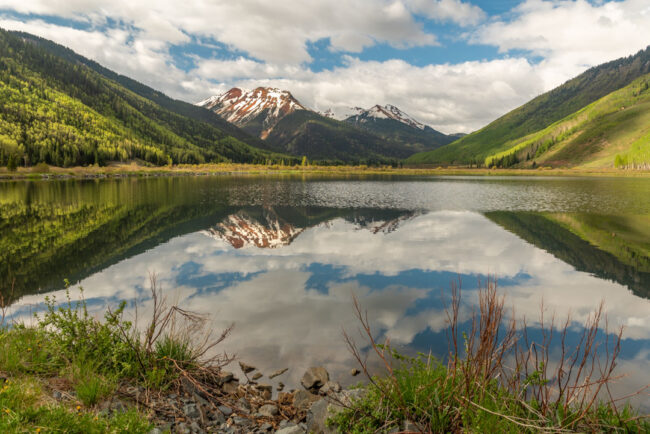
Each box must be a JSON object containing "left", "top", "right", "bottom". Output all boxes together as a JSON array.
[
  {"left": 318, "top": 106, "right": 365, "bottom": 121},
  {"left": 203, "top": 209, "right": 303, "bottom": 249},
  {"left": 347, "top": 104, "right": 427, "bottom": 130},
  {"left": 197, "top": 87, "right": 306, "bottom": 138},
  {"left": 202, "top": 208, "right": 420, "bottom": 249}
]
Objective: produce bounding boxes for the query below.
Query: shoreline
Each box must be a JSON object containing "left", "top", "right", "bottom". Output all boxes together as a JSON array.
[{"left": 1, "top": 163, "right": 650, "bottom": 181}]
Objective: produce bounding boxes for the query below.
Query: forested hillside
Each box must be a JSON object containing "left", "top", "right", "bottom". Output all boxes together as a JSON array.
[
  {"left": 408, "top": 46, "right": 650, "bottom": 165},
  {"left": 263, "top": 110, "right": 408, "bottom": 163},
  {"left": 483, "top": 74, "right": 650, "bottom": 169},
  {"left": 0, "top": 29, "right": 281, "bottom": 167}
]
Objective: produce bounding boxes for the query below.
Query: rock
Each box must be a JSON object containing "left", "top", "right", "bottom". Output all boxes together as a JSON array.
[
  {"left": 275, "top": 426, "right": 305, "bottom": 434},
  {"left": 256, "top": 383, "right": 272, "bottom": 400},
  {"left": 258, "top": 404, "right": 278, "bottom": 418},
  {"left": 301, "top": 367, "right": 329, "bottom": 392},
  {"left": 306, "top": 399, "right": 340, "bottom": 434},
  {"left": 268, "top": 368, "right": 288, "bottom": 379},
  {"left": 222, "top": 380, "right": 239, "bottom": 395},
  {"left": 210, "top": 410, "right": 226, "bottom": 425},
  {"left": 252, "top": 372, "right": 263, "bottom": 380},
  {"left": 189, "top": 421, "right": 201, "bottom": 433},
  {"left": 293, "top": 390, "right": 320, "bottom": 409},
  {"left": 259, "top": 422, "right": 273, "bottom": 431},
  {"left": 350, "top": 368, "right": 360, "bottom": 376},
  {"left": 232, "top": 415, "right": 251, "bottom": 427},
  {"left": 148, "top": 428, "right": 163, "bottom": 434},
  {"left": 218, "top": 371, "right": 235, "bottom": 384},
  {"left": 183, "top": 403, "right": 200, "bottom": 419},
  {"left": 276, "top": 382, "right": 285, "bottom": 391},
  {"left": 319, "top": 381, "right": 341, "bottom": 396},
  {"left": 237, "top": 397, "right": 251, "bottom": 413},
  {"left": 52, "top": 390, "right": 62, "bottom": 399},
  {"left": 217, "top": 405, "right": 233, "bottom": 417},
  {"left": 239, "top": 361, "right": 256, "bottom": 374}
]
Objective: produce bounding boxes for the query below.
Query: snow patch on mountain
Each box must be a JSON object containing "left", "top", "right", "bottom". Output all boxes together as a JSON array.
[
  {"left": 197, "top": 87, "right": 306, "bottom": 137},
  {"left": 350, "top": 104, "right": 427, "bottom": 130}
]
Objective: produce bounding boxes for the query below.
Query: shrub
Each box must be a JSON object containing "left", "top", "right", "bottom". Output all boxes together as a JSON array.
[
  {"left": 333, "top": 279, "right": 649, "bottom": 433},
  {"left": 31, "top": 162, "right": 49, "bottom": 173}
]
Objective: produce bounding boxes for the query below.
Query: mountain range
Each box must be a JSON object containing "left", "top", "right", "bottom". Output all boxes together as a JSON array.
[
  {"left": 197, "top": 88, "right": 456, "bottom": 161},
  {"left": 0, "top": 27, "right": 648, "bottom": 169}
]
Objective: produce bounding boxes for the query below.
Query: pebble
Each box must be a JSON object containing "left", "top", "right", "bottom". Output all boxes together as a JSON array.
[
  {"left": 239, "top": 361, "right": 256, "bottom": 373},
  {"left": 218, "top": 405, "right": 233, "bottom": 417},
  {"left": 350, "top": 368, "right": 360, "bottom": 376},
  {"left": 268, "top": 368, "right": 288, "bottom": 379},
  {"left": 258, "top": 404, "right": 278, "bottom": 417}
]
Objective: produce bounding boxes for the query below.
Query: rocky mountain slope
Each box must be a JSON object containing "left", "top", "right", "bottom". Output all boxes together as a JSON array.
[
  {"left": 198, "top": 88, "right": 307, "bottom": 139},
  {"left": 199, "top": 88, "right": 457, "bottom": 161}
]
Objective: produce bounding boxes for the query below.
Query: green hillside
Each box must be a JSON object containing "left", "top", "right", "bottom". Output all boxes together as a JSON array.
[
  {"left": 264, "top": 110, "right": 408, "bottom": 163},
  {"left": 407, "top": 46, "right": 650, "bottom": 165},
  {"left": 483, "top": 74, "right": 650, "bottom": 168},
  {"left": 12, "top": 31, "right": 269, "bottom": 152},
  {"left": 486, "top": 212, "right": 650, "bottom": 299},
  {"left": 0, "top": 29, "right": 281, "bottom": 167}
]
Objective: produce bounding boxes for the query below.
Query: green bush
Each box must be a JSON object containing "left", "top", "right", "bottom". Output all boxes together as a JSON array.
[{"left": 31, "top": 162, "right": 49, "bottom": 173}]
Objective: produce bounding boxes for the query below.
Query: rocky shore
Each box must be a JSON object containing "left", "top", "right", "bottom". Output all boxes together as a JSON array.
[{"left": 65, "top": 363, "right": 363, "bottom": 434}]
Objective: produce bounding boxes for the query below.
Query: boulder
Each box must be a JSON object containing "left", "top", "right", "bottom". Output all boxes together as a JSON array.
[
  {"left": 300, "top": 367, "right": 329, "bottom": 392},
  {"left": 293, "top": 390, "right": 320, "bottom": 409}
]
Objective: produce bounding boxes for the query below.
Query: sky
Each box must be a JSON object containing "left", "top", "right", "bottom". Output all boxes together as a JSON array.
[{"left": 0, "top": 0, "right": 649, "bottom": 133}]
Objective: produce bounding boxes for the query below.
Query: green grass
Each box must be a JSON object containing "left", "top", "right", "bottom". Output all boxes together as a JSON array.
[
  {"left": 328, "top": 351, "right": 648, "bottom": 433},
  {"left": 0, "top": 281, "right": 229, "bottom": 431},
  {"left": 0, "top": 377, "right": 151, "bottom": 433}
]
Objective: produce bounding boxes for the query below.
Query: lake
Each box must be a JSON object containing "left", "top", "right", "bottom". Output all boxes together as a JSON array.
[{"left": 1, "top": 175, "right": 649, "bottom": 408}]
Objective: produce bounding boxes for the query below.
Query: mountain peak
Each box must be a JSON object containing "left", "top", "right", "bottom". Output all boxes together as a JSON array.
[
  {"left": 197, "top": 87, "right": 306, "bottom": 138},
  {"left": 362, "top": 104, "right": 427, "bottom": 130}
]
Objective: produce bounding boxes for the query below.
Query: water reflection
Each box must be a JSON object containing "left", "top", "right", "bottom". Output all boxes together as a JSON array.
[{"left": 7, "top": 209, "right": 650, "bottom": 408}]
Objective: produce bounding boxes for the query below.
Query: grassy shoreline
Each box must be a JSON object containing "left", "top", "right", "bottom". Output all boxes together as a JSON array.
[{"left": 1, "top": 162, "right": 650, "bottom": 181}]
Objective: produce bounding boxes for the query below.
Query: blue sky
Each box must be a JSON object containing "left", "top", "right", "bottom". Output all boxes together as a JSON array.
[{"left": 1, "top": 0, "right": 649, "bottom": 132}]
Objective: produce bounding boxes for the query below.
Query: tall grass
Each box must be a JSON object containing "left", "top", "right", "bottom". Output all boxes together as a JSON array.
[{"left": 333, "top": 278, "right": 649, "bottom": 432}]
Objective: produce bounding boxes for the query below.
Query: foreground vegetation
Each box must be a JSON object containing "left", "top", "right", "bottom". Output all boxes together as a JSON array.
[
  {"left": 330, "top": 282, "right": 649, "bottom": 433},
  {"left": 0, "top": 278, "right": 231, "bottom": 433},
  {"left": 1, "top": 278, "right": 648, "bottom": 432}
]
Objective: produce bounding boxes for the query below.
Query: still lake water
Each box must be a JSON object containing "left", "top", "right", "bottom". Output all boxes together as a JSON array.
[{"left": 1, "top": 175, "right": 649, "bottom": 407}]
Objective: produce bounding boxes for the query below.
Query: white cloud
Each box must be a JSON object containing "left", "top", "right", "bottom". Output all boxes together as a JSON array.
[
  {"left": 1, "top": 1, "right": 649, "bottom": 133},
  {"left": 472, "top": 0, "right": 650, "bottom": 89},
  {"left": 407, "top": 0, "right": 486, "bottom": 26},
  {"left": 195, "top": 56, "right": 545, "bottom": 133}
]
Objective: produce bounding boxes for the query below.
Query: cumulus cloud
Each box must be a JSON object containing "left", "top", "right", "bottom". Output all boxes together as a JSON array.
[
  {"left": 471, "top": 0, "right": 650, "bottom": 89},
  {"left": 407, "top": 0, "right": 486, "bottom": 26},
  {"left": 1, "top": 1, "right": 649, "bottom": 134}
]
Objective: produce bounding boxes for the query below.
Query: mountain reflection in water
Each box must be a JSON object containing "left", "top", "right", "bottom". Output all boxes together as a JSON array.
[{"left": 2, "top": 176, "right": 649, "bottom": 409}]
